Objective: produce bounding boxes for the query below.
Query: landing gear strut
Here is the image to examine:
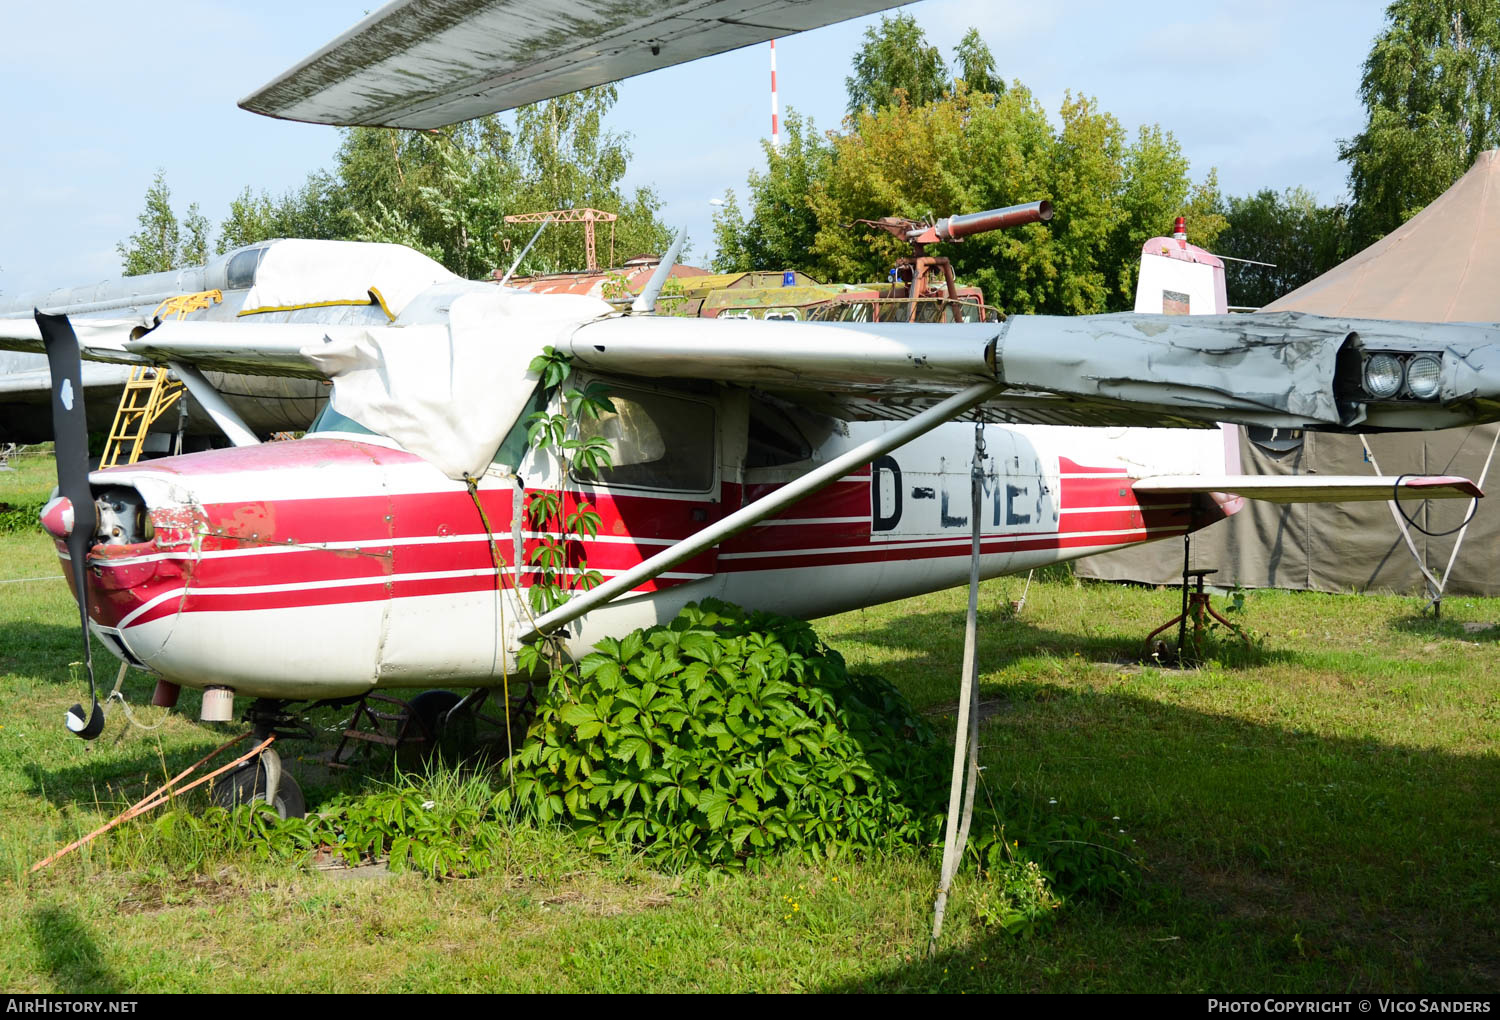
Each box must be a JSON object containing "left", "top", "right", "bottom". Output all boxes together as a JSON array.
[{"left": 210, "top": 699, "right": 315, "bottom": 819}]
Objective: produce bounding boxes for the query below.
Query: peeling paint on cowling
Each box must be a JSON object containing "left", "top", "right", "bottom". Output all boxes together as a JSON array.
[
  {"left": 217, "top": 503, "right": 277, "bottom": 545},
  {"left": 149, "top": 504, "right": 209, "bottom": 551}
]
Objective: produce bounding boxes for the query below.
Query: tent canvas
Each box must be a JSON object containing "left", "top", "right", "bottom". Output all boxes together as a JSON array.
[{"left": 1077, "top": 150, "right": 1500, "bottom": 596}]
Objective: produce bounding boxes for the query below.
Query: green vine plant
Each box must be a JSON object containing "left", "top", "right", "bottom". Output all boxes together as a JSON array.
[{"left": 518, "top": 347, "right": 615, "bottom": 669}]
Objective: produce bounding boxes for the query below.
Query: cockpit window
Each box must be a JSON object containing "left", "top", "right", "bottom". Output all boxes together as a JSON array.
[
  {"left": 226, "top": 246, "right": 268, "bottom": 290},
  {"left": 574, "top": 387, "right": 716, "bottom": 492},
  {"left": 747, "top": 399, "right": 812, "bottom": 468},
  {"left": 308, "top": 401, "right": 376, "bottom": 436}
]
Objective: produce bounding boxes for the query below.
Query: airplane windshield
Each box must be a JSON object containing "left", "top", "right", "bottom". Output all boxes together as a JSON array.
[{"left": 308, "top": 402, "right": 377, "bottom": 436}]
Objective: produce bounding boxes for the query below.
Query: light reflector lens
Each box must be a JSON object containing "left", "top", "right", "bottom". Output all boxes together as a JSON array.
[
  {"left": 1364, "top": 354, "right": 1403, "bottom": 399},
  {"left": 1406, "top": 355, "right": 1441, "bottom": 399}
]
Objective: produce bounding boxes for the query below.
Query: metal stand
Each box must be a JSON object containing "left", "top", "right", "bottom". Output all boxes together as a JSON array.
[{"left": 1145, "top": 558, "right": 1247, "bottom": 660}]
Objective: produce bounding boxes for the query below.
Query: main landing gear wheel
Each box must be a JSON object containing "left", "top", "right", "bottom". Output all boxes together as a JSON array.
[
  {"left": 396, "top": 690, "right": 471, "bottom": 772},
  {"left": 211, "top": 755, "right": 307, "bottom": 819}
]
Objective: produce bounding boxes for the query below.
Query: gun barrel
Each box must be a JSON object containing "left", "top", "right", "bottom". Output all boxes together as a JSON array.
[{"left": 936, "top": 200, "right": 1053, "bottom": 242}]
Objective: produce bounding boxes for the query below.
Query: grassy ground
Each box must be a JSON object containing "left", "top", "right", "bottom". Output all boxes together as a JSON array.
[{"left": 1, "top": 448, "right": 1496, "bottom": 992}]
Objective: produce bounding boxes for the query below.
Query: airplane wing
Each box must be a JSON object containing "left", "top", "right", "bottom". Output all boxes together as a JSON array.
[
  {"left": 0, "top": 316, "right": 155, "bottom": 366},
  {"left": 240, "top": 0, "right": 904, "bottom": 128},
  {"left": 563, "top": 311, "right": 1500, "bottom": 433},
  {"left": 9, "top": 308, "right": 1500, "bottom": 437},
  {"left": 1133, "top": 475, "right": 1484, "bottom": 503}
]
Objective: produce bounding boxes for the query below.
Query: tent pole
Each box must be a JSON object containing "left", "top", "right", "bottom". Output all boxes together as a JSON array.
[
  {"left": 1435, "top": 427, "right": 1500, "bottom": 615},
  {"left": 1360, "top": 436, "right": 1442, "bottom": 601},
  {"left": 930, "top": 421, "right": 986, "bottom": 952}
]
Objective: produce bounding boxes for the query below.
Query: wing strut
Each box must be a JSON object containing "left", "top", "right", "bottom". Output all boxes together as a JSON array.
[
  {"left": 518, "top": 380, "right": 1004, "bottom": 642},
  {"left": 169, "top": 362, "right": 261, "bottom": 447}
]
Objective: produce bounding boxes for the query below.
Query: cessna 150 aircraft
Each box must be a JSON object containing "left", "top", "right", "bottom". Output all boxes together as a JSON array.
[{"left": 7, "top": 0, "right": 1500, "bottom": 815}]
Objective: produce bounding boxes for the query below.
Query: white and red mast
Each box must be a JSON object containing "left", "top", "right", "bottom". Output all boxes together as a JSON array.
[{"left": 770, "top": 39, "right": 781, "bottom": 149}]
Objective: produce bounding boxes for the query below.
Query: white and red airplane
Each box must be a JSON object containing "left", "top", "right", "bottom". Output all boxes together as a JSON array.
[{"left": 6, "top": 0, "right": 1500, "bottom": 814}]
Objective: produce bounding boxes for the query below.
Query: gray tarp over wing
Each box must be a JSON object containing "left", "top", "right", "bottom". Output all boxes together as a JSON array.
[{"left": 1077, "top": 149, "right": 1500, "bottom": 596}]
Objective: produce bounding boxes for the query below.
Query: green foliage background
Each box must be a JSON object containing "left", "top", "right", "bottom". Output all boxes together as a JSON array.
[
  {"left": 120, "top": 87, "right": 674, "bottom": 280},
  {"left": 714, "top": 18, "right": 1226, "bottom": 315}
]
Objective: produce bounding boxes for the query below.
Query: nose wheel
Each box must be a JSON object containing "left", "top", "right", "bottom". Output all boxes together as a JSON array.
[{"left": 210, "top": 747, "right": 306, "bottom": 819}]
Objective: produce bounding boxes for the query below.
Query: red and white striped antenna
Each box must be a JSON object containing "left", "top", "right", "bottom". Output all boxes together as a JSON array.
[{"left": 770, "top": 39, "right": 780, "bottom": 149}]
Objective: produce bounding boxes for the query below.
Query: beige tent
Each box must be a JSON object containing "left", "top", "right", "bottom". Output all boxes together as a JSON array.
[{"left": 1078, "top": 150, "right": 1500, "bottom": 597}]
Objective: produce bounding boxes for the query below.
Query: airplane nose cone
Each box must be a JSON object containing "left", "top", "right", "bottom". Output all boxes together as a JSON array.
[{"left": 40, "top": 496, "right": 75, "bottom": 540}]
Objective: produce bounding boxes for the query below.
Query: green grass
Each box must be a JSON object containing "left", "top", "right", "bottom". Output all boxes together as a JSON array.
[{"left": 0, "top": 447, "right": 1496, "bottom": 992}]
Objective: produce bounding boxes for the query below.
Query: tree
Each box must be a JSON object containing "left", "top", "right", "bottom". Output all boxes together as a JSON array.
[
  {"left": 117, "top": 169, "right": 181, "bottom": 275},
  {"left": 722, "top": 82, "right": 1223, "bottom": 315},
  {"left": 181, "top": 203, "right": 212, "bottom": 267},
  {"left": 216, "top": 175, "right": 345, "bottom": 254},
  {"left": 1108, "top": 124, "right": 1227, "bottom": 306},
  {"left": 845, "top": 13, "right": 949, "bottom": 117},
  {"left": 1213, "top": 189, "right": 1351, "bottom": 308},
  {"left": 509, "top": 86, "right": 674, "bottom": 273},
  {"left": 1341, "top": 0, "right": 1500, "bottom": 247},
  {"left": 344, "top": 86, "right": 673, "bottom": 278},
  {"left": 711, "top": 110, "right": 833, "bottom": 274},
  {"left": 952, "top": 28, "right": 1002, "bottom": 98}
]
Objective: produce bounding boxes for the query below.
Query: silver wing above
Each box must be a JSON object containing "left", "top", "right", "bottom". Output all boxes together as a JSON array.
[
  {"left": 240, "top": 0, "right": 904, "bottom": 128},
  {"left": 566, "top": 311, "right": 1500, "bottom": 432},
  {"left": 11, "top": 302, "right": 1500, "bottom": 443}
]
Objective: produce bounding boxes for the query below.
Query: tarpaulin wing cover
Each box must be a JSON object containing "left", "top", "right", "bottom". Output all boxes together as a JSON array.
[
  {"left": 302, "top": 286, "right": 610, "bottom": 479},
  {"left": 239, "top": 240, "right": 458, "bottom": 319},
  {"left": 1078, "top": 149, "right": 1500, "bottom": 596}
]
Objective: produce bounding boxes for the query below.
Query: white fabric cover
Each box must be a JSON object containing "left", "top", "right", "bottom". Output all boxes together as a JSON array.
[
  {"left": 301, "top": 285, "right": 610, "bottom": 479},
  {"left": 241, "top": 240, "right": 459, "bottom": 319}
]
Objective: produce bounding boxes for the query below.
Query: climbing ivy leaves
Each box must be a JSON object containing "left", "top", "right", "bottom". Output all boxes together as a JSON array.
[{"left": 522, "top": 347, "right": 614, "bottom": 616}]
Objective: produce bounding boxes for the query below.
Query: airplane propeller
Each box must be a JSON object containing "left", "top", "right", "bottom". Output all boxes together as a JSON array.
[{"left": 35, "top": 311, "right": 104, "bottom": 740}]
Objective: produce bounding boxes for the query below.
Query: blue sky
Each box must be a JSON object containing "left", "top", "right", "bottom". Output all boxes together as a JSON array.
[{"left": 1, "top": 0, "right": 1389, "bottom": 299}]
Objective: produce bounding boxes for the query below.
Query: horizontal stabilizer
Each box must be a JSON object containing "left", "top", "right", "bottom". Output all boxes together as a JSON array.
[{"left": 1133, "top": 474, "right": 1483, "bottom": 503}]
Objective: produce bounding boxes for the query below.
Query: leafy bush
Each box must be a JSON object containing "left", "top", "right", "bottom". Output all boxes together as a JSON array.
[
  {"left": 971, "top": 856, "right": 1061, "bottom": 935},
  {"left": 500, "top": 600, "right": 948, "bottom": 869},
  {"left": 0, "top": 499, "right": 45, "bottom": 534},
  {"left": 307, "top": 777, "right": 507, "bottom": 878},
  {"left": 107, "top": 601, "right": 1141, "bottom": 916}
]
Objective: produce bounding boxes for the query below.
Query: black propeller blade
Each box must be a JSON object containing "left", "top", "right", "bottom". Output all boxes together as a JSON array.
[{"left": 36, "top": 310, "right": 104, "bottom": 740}]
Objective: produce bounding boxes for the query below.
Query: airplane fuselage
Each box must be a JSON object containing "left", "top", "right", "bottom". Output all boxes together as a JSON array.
[{"left": 60, "top": 393, "right": 1232, "bottom": 702}]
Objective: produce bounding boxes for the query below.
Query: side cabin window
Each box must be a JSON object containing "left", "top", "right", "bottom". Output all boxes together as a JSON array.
[{"left": 574, "top": 385, "right": 717, "bottom": 493}]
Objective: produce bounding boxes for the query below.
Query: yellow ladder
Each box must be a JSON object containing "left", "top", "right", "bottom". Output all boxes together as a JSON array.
[
  {"left": 99, "top": 289, "right": 223, "bottom": 467},
  {"left": 101, "top": 368, "right": 185, "bottom": 468}
]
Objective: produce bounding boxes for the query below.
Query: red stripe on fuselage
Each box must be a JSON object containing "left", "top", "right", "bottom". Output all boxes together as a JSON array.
[{"left": 89, "top": 454, "right": 1205, "bottom": 631}]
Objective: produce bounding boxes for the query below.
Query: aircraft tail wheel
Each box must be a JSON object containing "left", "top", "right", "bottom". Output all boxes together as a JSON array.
[{"left": 211, "top": 755, "right": 307, "bottom": 819}]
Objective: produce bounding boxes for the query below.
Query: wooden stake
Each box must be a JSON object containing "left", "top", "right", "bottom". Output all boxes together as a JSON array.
[{"left": 30, "top": 734, "right": 273, "bottom": 874}]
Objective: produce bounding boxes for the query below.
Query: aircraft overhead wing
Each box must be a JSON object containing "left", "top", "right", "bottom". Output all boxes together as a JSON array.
[
  {"left": 0, "top": 316, "right": 155, "bottom": 366},
  {"left": 241, "top": 0, "right": 904, "bottom": 128},
  {"left": 565, "top": 311, "right": 1500, "bottom": 433},
  {"left": 12, "top": 304, "right": 1500, "bottom": 475}
]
